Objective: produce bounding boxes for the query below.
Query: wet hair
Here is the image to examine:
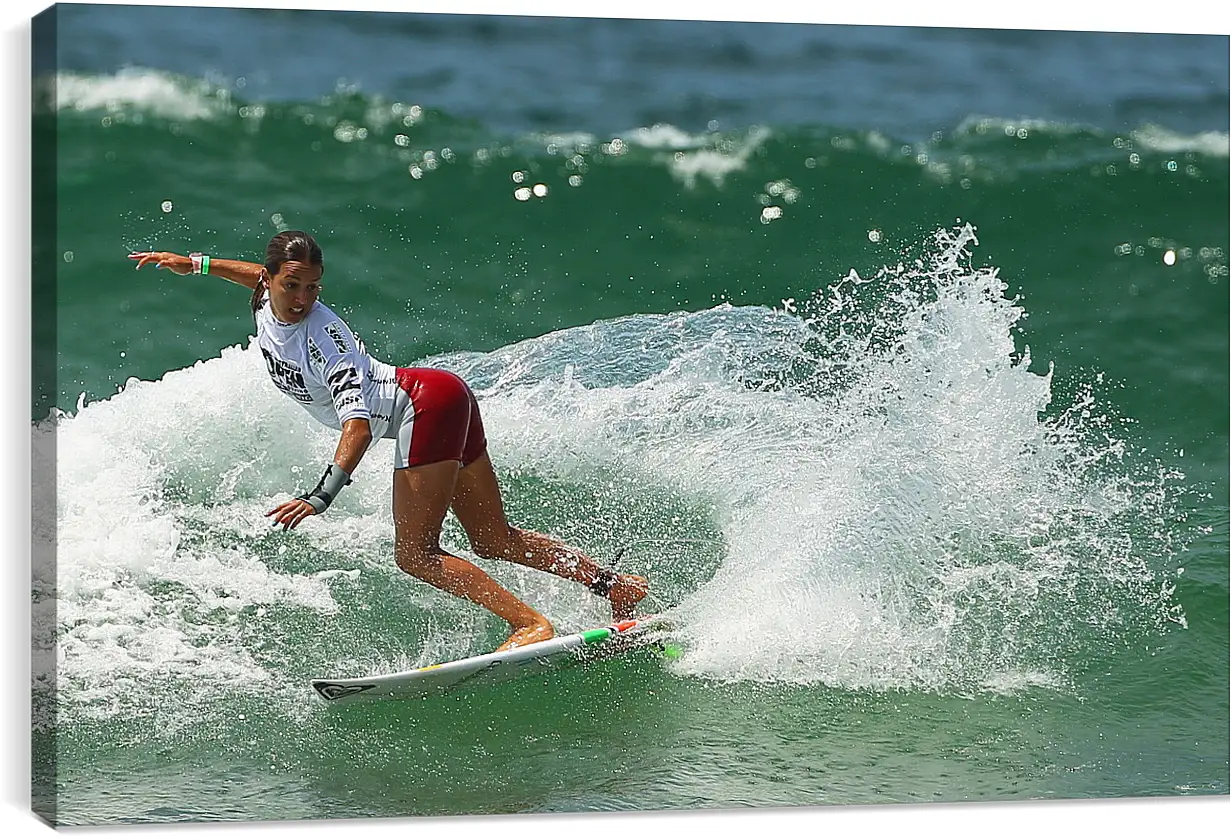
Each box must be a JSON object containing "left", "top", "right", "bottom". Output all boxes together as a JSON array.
[{"left": 250, "top": 230, "right": 325, "bottom": 314}]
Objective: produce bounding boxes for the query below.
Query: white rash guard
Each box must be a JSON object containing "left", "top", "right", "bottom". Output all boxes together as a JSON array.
[{"left": 254, "top": 294, "right": 402, "bottom": 443}]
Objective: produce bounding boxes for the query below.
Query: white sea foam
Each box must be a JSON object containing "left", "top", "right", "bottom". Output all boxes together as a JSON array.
[
  {"left": 1130, "top": 123, "right": 1230, "bottom": 157},
  {"left": 953, "top": 114, "right": 1099, "bottom": 139},
  {"left": 39, "top": 343, "right": 376, "bottom": 722},
  {"left": 452, "top": 224, "right": 1186, "bottom": 694},
  {"left": 626, "top": 123, "right": 710, "bottom": 150},
  {"left": 666, "top": 126, "right": 772, "bottom": 188},
  {"left": 47, "top": 68, "right": 229, "bottom": 120},
  {"left": 951, "top": 115, "right": 1228, "bottom": 158},
  {"left": 534, "top": 131, "right": 599, "bottom": 150}
]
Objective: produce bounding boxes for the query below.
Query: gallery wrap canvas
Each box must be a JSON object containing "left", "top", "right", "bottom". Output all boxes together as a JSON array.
[{"left": 26, "top": 0, "right": 1229, "bottom": 832}]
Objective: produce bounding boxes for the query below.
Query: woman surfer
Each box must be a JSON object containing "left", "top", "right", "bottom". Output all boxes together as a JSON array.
[{"left": 129, "top": 231, "right": 648, "bottom": 651}]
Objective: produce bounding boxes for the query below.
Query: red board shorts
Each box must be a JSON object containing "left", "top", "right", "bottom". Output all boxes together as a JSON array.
[{"left": 391, "top": 367, "right": 488, "bottom": 470}]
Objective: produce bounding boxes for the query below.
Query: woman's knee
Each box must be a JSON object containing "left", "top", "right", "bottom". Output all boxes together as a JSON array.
[
  {"left": 469, "top": 525, "right": 522, "bottom": 561},
  {"left": 394, "top": 540, "right": 445, "bottom": 576}
]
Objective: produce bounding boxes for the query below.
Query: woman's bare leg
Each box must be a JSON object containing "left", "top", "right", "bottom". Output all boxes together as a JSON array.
[
  {"left": 450, "top": 452, "right": 649, "bottom": 620},
  {"left": 393, "top": 459, "right": 554, "bottom": 651}
]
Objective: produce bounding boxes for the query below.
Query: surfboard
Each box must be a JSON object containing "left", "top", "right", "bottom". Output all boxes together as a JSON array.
[{"left": 310, "top": 613, "right": 673, "bottom": 704}]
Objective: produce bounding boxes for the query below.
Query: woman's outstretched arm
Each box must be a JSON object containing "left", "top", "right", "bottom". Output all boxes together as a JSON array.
[{"left": 129, "top": 250, "right": 264, "bottom": 290}]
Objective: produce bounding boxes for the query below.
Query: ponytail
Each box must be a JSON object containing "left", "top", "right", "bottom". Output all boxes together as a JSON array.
[{"left": 250, "top": 273, "right": 267, "bottom": 315}]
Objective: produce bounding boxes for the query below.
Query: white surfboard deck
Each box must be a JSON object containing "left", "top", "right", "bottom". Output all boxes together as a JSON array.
[{"left": 311, "top": 613, "right": 673, "bottom": 704}]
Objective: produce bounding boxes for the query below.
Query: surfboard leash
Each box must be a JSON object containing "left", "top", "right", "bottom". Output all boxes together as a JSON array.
[{"left": 607, "top": 537, "right": 726, "bottom": 614}]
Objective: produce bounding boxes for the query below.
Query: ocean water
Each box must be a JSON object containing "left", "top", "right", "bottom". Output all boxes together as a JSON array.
[{"left": 27, "top": 1, "right": 1229, "bottom": 830}]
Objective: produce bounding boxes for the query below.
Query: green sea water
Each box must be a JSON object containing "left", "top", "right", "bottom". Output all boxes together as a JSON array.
[{"left": 30, "top": 5, "right": 1229, "bottom": 828}]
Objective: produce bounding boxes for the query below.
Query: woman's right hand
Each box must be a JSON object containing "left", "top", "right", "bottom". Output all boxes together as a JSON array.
[{"left": 129, "top": 251, "right": 192, "bottom": 275}]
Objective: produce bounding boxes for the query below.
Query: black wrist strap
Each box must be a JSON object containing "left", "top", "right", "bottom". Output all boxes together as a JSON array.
[
  {"left": 298, "top": 464, "right": 352, "bottom": 513},
  {"left": 588, "top": 567, "right": 618, "bottom": 597}
]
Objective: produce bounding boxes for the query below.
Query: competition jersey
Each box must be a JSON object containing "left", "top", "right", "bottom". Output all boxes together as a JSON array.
[{"left": 254, "top": 294, "right": 401, "bottom": 442}]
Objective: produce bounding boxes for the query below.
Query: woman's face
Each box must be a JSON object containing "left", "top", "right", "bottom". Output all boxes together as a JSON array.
[{"left": 266, "top": 261, "right": 322, "bottom": 324}]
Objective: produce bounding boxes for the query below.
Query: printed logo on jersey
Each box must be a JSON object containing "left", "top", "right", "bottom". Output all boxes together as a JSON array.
[
  {"left": 335, "top": 393, "right": 365, "bottom": 415},
  {"left": 306, "top": 337, "right": 327, "bottom": 372},
  {"left": 261, "top": 347, "right": 311, "bottom": 403},
  {"left": 327, "top": 365, "right": 361, "bottom": 399},
  {"left": 327, "top": 364, "right": 364, "bottom": 415},
  {"left": 324, "top": 322, "right": 350, "bottom": 355}
]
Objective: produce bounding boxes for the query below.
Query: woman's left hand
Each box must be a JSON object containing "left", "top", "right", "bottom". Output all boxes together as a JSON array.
[{"left": 267, "top": 498, "right": 318, "bottom": 530}]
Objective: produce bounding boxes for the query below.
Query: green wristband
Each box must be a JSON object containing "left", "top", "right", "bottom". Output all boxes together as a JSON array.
[{"left": 201, "top": 255, "right": 211, "bottom": 275}]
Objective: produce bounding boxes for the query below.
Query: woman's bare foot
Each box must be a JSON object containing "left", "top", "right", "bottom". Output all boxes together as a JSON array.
[
  {"left": 609, "top": 574, "right": 650, "bottom": 620},
  {"left": 496, "top": 619, "right": 555, "bottom": 652}
]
